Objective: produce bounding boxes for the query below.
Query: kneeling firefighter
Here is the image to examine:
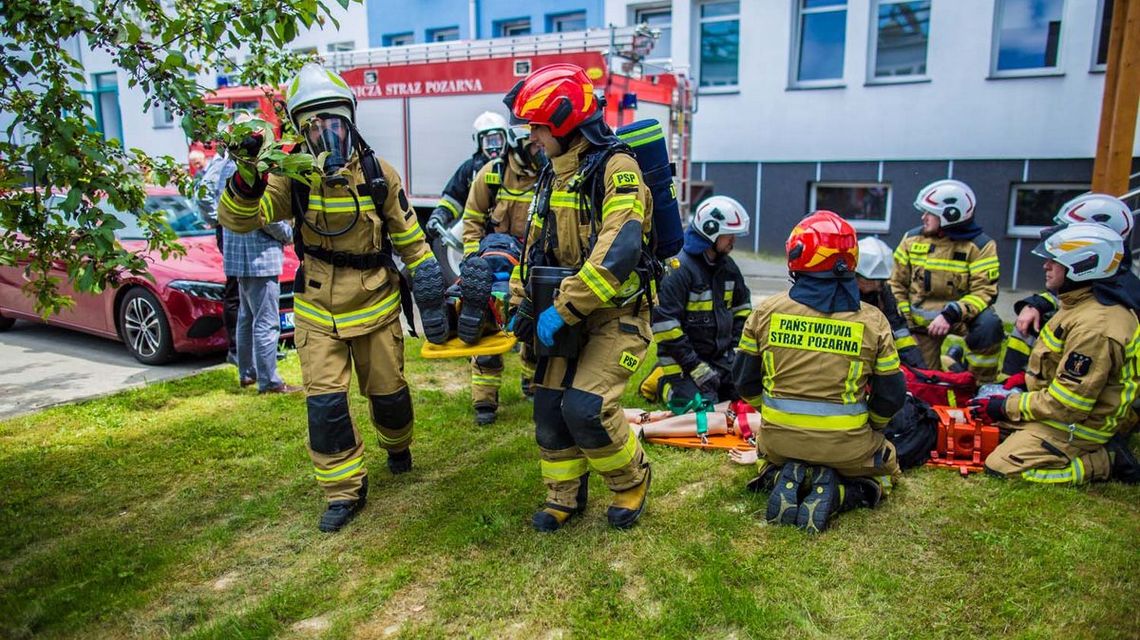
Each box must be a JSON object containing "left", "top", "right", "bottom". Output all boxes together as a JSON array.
[
  {"left": 733, "top": 211, "right": 906, "bottom": 533},
  {"left": 505, "top": 63, "right": 655, "bottom": 531},
  {"left": 217, "top": 63, "right": 448, "bottom": 533}
]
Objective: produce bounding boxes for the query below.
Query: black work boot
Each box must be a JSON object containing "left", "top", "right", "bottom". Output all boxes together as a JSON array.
[
  {"left": 796, "top": 466, "right": 840, "bottom": 534},
  {"left": 745, "top": 460, "right": 781, "bottom": 494},
  {"left": 945, "top": 345, "right": 967, "bottom": 373},
  {"left": 1107, "top": 433, "right": 1140, "bottom": 484},
  {"left": 533, "top": 473, "right": 589, "bottom": 532},
  {"left": 607, "top": 465, "right": 651, "bottom": 529},
  {"left": 387, "top": 448, "right": 412, "bottom": 475},
  {"left": 766, "top": 461, "right": 809, "bottom": 525},
  {"left": 318, "top": 481, "right": 368, "bottom": 533},
  {"left": 474, "top": 404, "right": 498, "bottom": 426},
  {"left": 413, "top": 259, "right": 449, "bottom": 345},
  {"left": 838, "top": 477, "right": 884, "bottom": 512},
  {"left": 457, "top": 256, "right": 493, "bottom": 345}
]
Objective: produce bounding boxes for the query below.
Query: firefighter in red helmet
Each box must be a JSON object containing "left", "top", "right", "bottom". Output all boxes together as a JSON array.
[
  {"left": 733, "top": 211, "right": 906, "bottom": 533},
  {"left": 505, "top": 63, "right": 654, "bottom": 532}
]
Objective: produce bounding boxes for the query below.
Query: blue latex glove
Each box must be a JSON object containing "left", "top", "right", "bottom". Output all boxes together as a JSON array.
[{"left": 537, "top": 305, "right": 565, "bottom": 347}]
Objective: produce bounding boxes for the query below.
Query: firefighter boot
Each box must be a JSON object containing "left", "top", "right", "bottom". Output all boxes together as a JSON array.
[
  {"left": 387, "top": 448, "right": 412, "bottom": 475},
  {"left": 766, "top": 461, "right": 809, "bottom": 525},
  {"left": 318, "top": 480, "right": 368, "bottom": 533},
  {"left": 838, "top": 477, "right": 884, "bottom": 512},
  {"left": 474, "top": 403, "right": 497, "bottom": 426},
  {"left": 745, "top": 459, "right": 781, "bottom": 494},
  {"left": 606, "top": 465, "right": 651, "bottom": 529},
  {"left": 943, "top": 345, "right": 967, "bottom": 373},
  {"left": 796, "top": 466, "right": 840, "bottom": 534},
  {"left": 413, "top": 259, "right": 449, "bottom": 344},
  {"left": 532, "top": 473, "right": 589, "bottom": 532},
  {"left": 1106, "top": 433, "right": 1140, "bottom": 484},
  {"left": 457, "top": 256, "right": 493, "bottom": 345}
]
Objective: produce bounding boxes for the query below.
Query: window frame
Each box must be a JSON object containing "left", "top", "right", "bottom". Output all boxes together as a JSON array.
[
  {"left": 326, "top": 41, "right": 355, "bottom": 52},
  {"left": 427, "top": 26, "right": 460, "bottom": 42},
  {"left": 151, "top": 101, "right": 175, "bottom": 129},
  {"left": 1091, "top": 0, "right": 1113, "bottom": 72},
  {"left": 1006, "top": 182, "right": 1091, "bottom": 238},
  {"left": 632, "top": 3, "right": 673, "bottom": 63},
  {"left": 990, "top": 0, "right": 1067, "bottom": 79},
  {"left": 696, "top": 0, "right": 741, "bottom": 92},
  {"left": 548, "top": 11, "right": 587, "bottom": 33},
  {"left": 383, "top": 32, "right": 414, "bottom": 46},
  {"left": 89, "top": 72, "right": 123, "bottom": 142},
  {"left": 866, "top": 0, "right": 932, "bottom": 85},
  {"left": 790, "top": 0, "right": 848, "bottom": 89},
  {"left": 810, "top": 181, "right": 893, "bottom": 233},
  {"left": 495, "top": 17, "right": 531, "bottom": 37}
]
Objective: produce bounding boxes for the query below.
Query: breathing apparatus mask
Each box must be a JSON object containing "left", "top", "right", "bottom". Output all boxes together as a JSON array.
[
  {"left": 508, "top": 126, "right": 547, "bottom": 176},
  {"left": 298, "top": 109, "right": 357, "bottom": 188},
  {"left": 477, "top": 128, "right": 507, "bottom": 160}
]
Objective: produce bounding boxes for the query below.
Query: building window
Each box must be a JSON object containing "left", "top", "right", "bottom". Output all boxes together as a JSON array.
[
  {"left": 495, "top": 18, "right": 531, "bottom": 37},
  {"left": 427, "top": 26, "right": 460, "bottom": 42},
  {"left": 383, "top": 32, "right": 414, "bottom": 46},
  {"left": 870, "top": 0, "right": 930, "bottom": 80},
  {"left": 327, "top": 41, "right": 355, "bottom": 52},
  {"left": 993, "top": 0, "right": 1065, "bottom": 75},
  {"left": 794, "top": 0, "right": 847, "bottom": 85},
  {"left": 811, "top": 183, "right": 892, "bottom": 232},
  {"left": 634, "top": 4, "right": 672, "bottom": 62},
  {"left": 90, "top": 72, "right": 123, "bottom": 143},
  {"left": 548, "top": 11, "right": 587, "bottom": 33},
  {"left": 1007, "top": 183, "right": 1089, "bottom": 238},
  {"left": 152, "top": 101, "right": 174, "bottom": 129},
  {"left": 1093, "top": 0, "right": 1114, "bottom": 70},
  {"left": 698, "top": 1, "right": 740, "bottom": 88}
]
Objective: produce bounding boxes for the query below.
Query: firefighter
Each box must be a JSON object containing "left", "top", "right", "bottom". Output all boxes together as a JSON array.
[
  {"left": 1000, "top": 193, "right": 1139, "bottom": 381},
  {"left": 855, "top": 236, "right": 926, "bottom": 370},
  {"left": 460, "top": 125, "right": 545, "bottom": 425},
  {"left": 217, "top": 63, "right": 448, "bottom": 533},
  {"left": 644, "top": 196, "right": 752, "bottom": 408},
  {"left": 505, "top": 63, "right": 653, "bottom": 532},
  {"left": 889, "top": 179, "right": 1004, "bottom": 382},
  {"left": 974, "top": 223, "right": 1140, "bottom": 485},
  {"left": 733, "top": 211, "right": 906, "bottom": 533},
  {"left": 424, "top": 111, "right": 510, "bottom": 241}
]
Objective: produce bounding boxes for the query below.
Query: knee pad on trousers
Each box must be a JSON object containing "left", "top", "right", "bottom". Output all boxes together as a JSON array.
[
  {"left": 966, "top": 309, "right": 1005, "bottom": 351},
  {"left": 562, "top": 388, "right": 611, "bottom": 449},
  {"left": 370, "top": 387, "right": 413, "bottom": 431},
  {"left": 474, "top": 354, "right": 503, "bottom": 369},
  {"left": 307, "top": 392, "right": 356, "bottom": 454},
  {"left": 535, "top": 387, "right": 575, "bottom": 450}
]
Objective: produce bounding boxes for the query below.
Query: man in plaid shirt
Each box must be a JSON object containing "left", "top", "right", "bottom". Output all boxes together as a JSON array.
[{"left": 223, "top": 220, "right": 300, "bottom": 393}]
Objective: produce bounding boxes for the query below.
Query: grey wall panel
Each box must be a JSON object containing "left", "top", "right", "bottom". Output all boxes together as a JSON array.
[
  {"left": 1027, "top": 158, "right": 1094, "bottom": 183},
  {"left": 953, "top": 160, "right": 1037, "bottom": 290},
  {"left": 880, "top": 160, "right": 951, "bottom": 248},
  {"left": 820, "top": 161, "right": 878, "bottom": 182},
  {"left": 757, "top": 163, "right": 815, "bottom": 254},
  {"left": 703, "top": 162, "right": 759, "bottom": 250}
]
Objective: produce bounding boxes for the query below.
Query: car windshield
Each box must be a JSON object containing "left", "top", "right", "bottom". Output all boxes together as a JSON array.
[{"left": 114, "top": 194, "right": 213, "bottom": 240}]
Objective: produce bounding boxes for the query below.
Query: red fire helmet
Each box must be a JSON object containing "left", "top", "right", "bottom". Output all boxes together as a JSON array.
[{"left": 786, "top": 210, "right": 859, "bottom": 275}]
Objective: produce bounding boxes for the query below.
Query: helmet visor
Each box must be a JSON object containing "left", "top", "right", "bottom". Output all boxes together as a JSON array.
[
  {"left": 478, "top": 130, "right": 506, "bottom": 158},
  {"left": 299, "top": 113, "right": 355, "bottom": 169}
]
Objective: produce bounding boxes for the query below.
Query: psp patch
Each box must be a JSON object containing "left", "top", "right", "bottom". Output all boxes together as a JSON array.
[
  {"left": 619, "top": 351, "right": 641, "bottom": 372},
  {"left": 1064, "top": 352, "right": 1093, "bottom": 377},
  {"left": 612, "top": 171, "right": 640, "bottom": 188}
]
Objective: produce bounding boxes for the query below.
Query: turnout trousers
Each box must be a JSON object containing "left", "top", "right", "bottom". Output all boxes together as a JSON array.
[
  {"left": 985, "top": 423, "right": 1111, "bottom": 485},
  {"left": 534, "top": 310, "right": 651, "bottom": 510},
  {"left": 471, "top": 342, "right": 537, "bottom": 410},
  {"left": 296, "top": 317, "right": 414, "bottom": 502},
  {"left": 914, "top": 307, "right": 1005, "bottom": 383},
  {"left": 756, "top": 426, "right": 902, "bottom": 494}
]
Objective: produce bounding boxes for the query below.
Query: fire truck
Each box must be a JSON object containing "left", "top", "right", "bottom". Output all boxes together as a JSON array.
[{"left": 205, "top": 25, "right": 694, "bottom": 281}]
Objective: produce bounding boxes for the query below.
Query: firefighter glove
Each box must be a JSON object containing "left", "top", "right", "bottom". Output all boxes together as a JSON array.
[
  {"left": 230, "top": 169, "right": 268, "bottom": 200},
  {"left": 426, "top": 208, "right": 452, "bottom": 240},
  {"left": 691, "top": 361, "right": 721, "bottom": 393},
  {"left": 508, "top": 298, "right": 535, "bottom": 344},
  {"left": 968, "top": 395, "right": 1008, "bottom": 424},
  {"left": 537, "top": 305, "right": 565, "bottom": 347},
  {"left": 1002, "top": 371, "right": 1027, "bottom": 391}
]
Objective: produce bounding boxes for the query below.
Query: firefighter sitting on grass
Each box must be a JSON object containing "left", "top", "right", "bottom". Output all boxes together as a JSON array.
[
  {"left": 641, "top": 196, "right": 752, "bottom": 408},
  {"left": 733, "top": 211, "right": 906, "bottom": 533}
]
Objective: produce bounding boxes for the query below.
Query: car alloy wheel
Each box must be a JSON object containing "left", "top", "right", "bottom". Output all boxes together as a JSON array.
[{"left": 119, "top": 288, "right": 175, "bottom": 364}]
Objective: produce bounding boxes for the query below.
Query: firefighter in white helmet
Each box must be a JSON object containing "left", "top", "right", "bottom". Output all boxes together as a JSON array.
[
  {"left": 217, "top": 62, "right": 448, "bottom": 533},
  {"left": 974, "top": 223, "right": 1140, "bottom": 485},
  {"left": 855, "top": 236, "right": 925, "bottom": 369},
  {"left": 425, "top": 111, "right": 510, "bottom": 242},
  {"left": 889, "top": 179, "right": 1005, "bottom": 381},
  {"left": 643, "top": 196, "right": 753, "bottom": 408}
]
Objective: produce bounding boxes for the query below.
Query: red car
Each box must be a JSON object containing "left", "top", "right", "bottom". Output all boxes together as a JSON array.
[{"left": 0, "top": 188, "right": 298, "bottom": 364}]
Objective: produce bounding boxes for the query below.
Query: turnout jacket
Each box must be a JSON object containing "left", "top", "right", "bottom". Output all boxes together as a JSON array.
[
  {"left": 734, "top": 292, "right": 904, "bottom": 454},
  {"left": 218, "top": 156, "right": 432, "bottom": 339},
  {"left": 861, "top": 285, "right": 924, "bottom": 368},
  {"left": 1002, "top": 287, "right": 1140, "bottom": 443},
  {"left": 889, "top": 227, "right": 1000, "bottom": 328},
  {"left": 652, "top": 251, "right": 751, "bottom": 374},
  {"left": 462, "top": 153, "right": 537, "bottom": 255},
  {"left": 514, "top": 137, "right": 653, "bottom": 323},
  {"left": 435, "top": 152, "right": 489, "bottom": 223}
]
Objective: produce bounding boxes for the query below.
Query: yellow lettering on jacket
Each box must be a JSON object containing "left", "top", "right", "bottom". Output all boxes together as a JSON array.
[
  {"left": 612, "top": 171, "right": 640, "bottom": 188},
  {"left": 767, "top": 313, "right": 865, "bottom": 357},
  {"left": 909, "top": 242, "right": 930, "bottom": 254}
]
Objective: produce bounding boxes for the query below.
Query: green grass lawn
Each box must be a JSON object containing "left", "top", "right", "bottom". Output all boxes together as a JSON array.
[{"left": 1, "top": 343, "right": 1138, "bottom": 639}]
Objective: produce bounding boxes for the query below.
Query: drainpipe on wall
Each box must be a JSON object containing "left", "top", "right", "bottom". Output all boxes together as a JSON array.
[{"left": 469, "top": 0, "right": 478, "bottom": 39}]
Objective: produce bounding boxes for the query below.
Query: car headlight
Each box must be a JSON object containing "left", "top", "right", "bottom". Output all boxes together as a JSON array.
[{"left": 169, "top": 280, "right": 225, "bottom": 301}]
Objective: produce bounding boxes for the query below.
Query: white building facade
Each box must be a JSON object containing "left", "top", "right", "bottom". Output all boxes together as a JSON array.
[{"left": 606, "top": 0, "right": 1140, "bottom": 288}]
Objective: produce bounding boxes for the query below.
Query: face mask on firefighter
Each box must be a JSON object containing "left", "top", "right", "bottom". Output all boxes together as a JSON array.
[
  {"left": 478, "top": 130, "right": 506, "bottom": 159},
  {"left": 300, "top": 113, "right": 356, "bottom": 186}
]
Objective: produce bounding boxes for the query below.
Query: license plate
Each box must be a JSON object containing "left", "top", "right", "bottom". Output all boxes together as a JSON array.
[{"left": 280, "top": 311, "right": 295, "bottom": 331}]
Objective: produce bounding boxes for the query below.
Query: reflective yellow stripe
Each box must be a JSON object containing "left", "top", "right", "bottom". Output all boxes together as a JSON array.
[
  {"left": 578, "top": 261, "right": 616, "bottom": 301},
  {"left": 391, "top": 225, "right": 425, "bottom": 247},
  {"left": 294, "top": 292, "right": 401, "bottom": 330},
  {"left": 587, "top": 433, "right": 638, "bottom": 473},
  {"left": 1018, "top": 392, "right": 1034, "bottom": 421},
  {"left": 472, "top": 374, "right": 502, "bottom": 386},
  {"left": 869, "top": 410, "right": 891, "bottom": 427},
  {"left": 896, "top": 335, "right": 917, "bottom": 349},
  {"left": 1107, "top": 325, "right": 1140, "bottom": 432},
  {"left": 314, "top": 456, "right": 364, "bottom": 483},
  {"left": 221, "top": 191, "right": 259, "bottom": 217},
  {"left": 406, "top": 254, "right": 430, "bottom": 274},
  {"left": 686, "top": 300, "right": 713, "bottom": 312},
  {"left": 1041, "top": 419, "right": 1113, "bottom": 443},
  {"left": 601, "top": 194, "right": 644, "bottom": 220},
  {"left": 498, "top": 192, "right": 534, "bottom": 203},
  {"left": 438, "top": 197, "right": 460, "bottom": 216},
  {"left": 960, "top": 294, "right": 988, "bottom": 312},
  {"left": 738, "top": 335, "right": 758, "bottom": 354},
  {"left": 654, "top": 327, "right": 684, "bottom": 342},
  {"left": 762, "top": 351, "right": 775, "bottom": 392},
  {"left": 485, "top": 171, "right": 501, "bottom": 185},
  {"left": 875, "top": 352, "right": 900, "bottom": 375},
  {"left": 464, "top": 241, "right": 481, "bottom": 255},
  {"left": 464, "top": 207, "right": 486, "bottom": 223},
  {"left": 1007, "top": 335, "right": 1032, "bottom": 355},
  {"left": 1021, "top": 459, "right": 1083, "bottom": 484},
  {"left": 541, "top": 457, "right": 589, "bottom": 482},
  {"left": 294, "top": 297, "right": 335, "bottom": 327},
  {"left": 309, "top": 194, "right": 375, "bottom": 214},
  {"left": 661, "top": 363, "right": 683, "bottom": 375},
  {"left": 842, "top": 361, "right": 863, "bottom": 404},
  {"left": 761, "top": 405, "right": 868, "bottom": 430},
  {"left": 734, "top": 308, "right": 751, "bottom": 318},
  {"left": 969, "top": 257, "right": 1000, "bottom": 275},
  {"left": 893, "top": 245, "right": 909, "bottom": 264},
  {"left": 1047, "top": 381, "right": 1096, "bottom": 411},
  {"left": 376, "top": 429, "right": 410, "bottom": 446},
  {"left": 922, "top": 258, "right": 969, "bottom": 274},
  {"left": 965, "top": 352, "right": 999, "bottom": 367},
  {"left": 897, "top": 301, "right": 911, "bottom": 314},
  {"left": 549, "top": 191, "right": 590, "bottom": 210},
  {"left": 1040, "top": 324, "right": 1064, "bottom": 352}
]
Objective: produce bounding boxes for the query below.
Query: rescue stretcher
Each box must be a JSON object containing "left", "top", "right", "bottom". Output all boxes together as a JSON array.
[{"left": 627, "top": 400, "right": 757, "bottom": 452}]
